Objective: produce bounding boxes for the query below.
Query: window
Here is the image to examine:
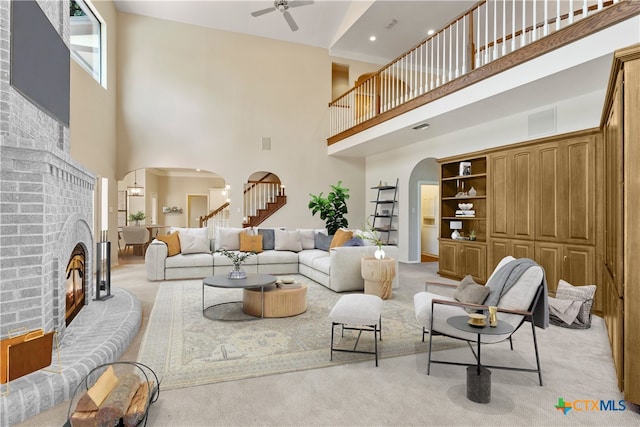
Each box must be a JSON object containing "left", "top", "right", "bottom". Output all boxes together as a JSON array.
[{"left": 70, "top": 0, "right": 102, "bottom": 84}]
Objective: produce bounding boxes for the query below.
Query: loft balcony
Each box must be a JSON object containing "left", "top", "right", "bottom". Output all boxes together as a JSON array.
[{"left": 328, "top": 0, "right": 640, "bottom": 154}]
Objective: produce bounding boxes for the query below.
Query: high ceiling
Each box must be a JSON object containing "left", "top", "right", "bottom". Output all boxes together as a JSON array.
[{"left": 113, "top": 0, "right": 476, "bottom": 65}]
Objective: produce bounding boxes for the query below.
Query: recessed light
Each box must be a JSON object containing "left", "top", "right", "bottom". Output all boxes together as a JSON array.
[
  {"left": 196, "top": 169, "right": 201, "bottom": 172},
  {"left": 369, "top": 35, "right": 376, "bottom": 42},
  {"left": 427, "top": 29, "right": 435, "bottom": 36},
  {"left": 412, "top": 123, "right": 430, "bottom": 130}
]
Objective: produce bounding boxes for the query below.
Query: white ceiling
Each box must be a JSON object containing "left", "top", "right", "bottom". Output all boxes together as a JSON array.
[{"left": 113, "top": 0, "right": 476, "bottom": 65}]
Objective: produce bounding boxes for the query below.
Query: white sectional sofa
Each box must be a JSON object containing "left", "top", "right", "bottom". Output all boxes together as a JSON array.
[{"left": 145, "top": 227, "right": 398, "bottom": 293}]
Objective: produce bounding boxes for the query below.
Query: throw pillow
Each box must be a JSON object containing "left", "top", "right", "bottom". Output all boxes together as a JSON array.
[
  {"left": 240, "top": 232, "right": 263, "bottom": 253},
  {"left": 314, "top": 232, "right": 333, "bottom": 251},
  {"left": 257, "top": 228, "right": 275, "bottom": 250},
  {"left": 170, "top": 227, "right": 208, "bottom": 238},
  {"left": 330, "top": 228, "right": 353, "bottom": 249},
  {"left": 454, "top": 275, "right": 490, "bottom": 305},
  {"left": 156, "top": 231, "right": 181, "bottom": 257},
  {"left": 555, "top": 279, "right": 596, "bottom": 324},
  {"left": 179, "top": 232, "right": 210, "bottom": 254},
  {"left": 274, "top": 229, "right": 303, "bottom": 252},
  {"left": 297, "top": 228, "right": 326, "bottom": 250},
  {"left": 342, "top": 237, "right": 364, "bottom": 247},
  {"left": 216, "top": 227, "right": 245, "bottom": 250}
]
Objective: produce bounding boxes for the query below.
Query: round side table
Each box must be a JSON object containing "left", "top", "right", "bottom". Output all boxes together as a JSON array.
[{"left": 361, "top": 257, "right": 396, "bottom": 299}]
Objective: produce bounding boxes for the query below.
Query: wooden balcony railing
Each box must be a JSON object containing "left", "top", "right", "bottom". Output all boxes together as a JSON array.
[{"left": 328, "top": 0, "right": 634, "bottom": 144}]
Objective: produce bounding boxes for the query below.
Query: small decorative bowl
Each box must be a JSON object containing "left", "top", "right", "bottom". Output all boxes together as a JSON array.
[
  {"left": 467, "top": 313, "right": 487, "bottom": 327},
  {"left": 458, "top": 203, "right": 473, "bottom": 210}
]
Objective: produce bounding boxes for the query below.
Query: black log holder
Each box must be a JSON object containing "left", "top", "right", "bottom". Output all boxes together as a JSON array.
[{"left": 94, "top": 232, "right": 113, "bottom": 301}]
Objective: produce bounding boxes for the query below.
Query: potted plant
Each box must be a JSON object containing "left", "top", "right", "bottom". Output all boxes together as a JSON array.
[
  {"left": 308, "top": 181, "right": 350, "bottom": 236},
  {"left": 217, "top": 249, "right": 256, "bottom": 279},
  {"left": 128, "top": 211, "right": 145, "bottom": 226}
]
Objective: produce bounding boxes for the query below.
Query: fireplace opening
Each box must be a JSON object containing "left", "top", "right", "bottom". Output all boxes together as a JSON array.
[{"left": 65, "top": 244, "right": 86, "bottom": 325}]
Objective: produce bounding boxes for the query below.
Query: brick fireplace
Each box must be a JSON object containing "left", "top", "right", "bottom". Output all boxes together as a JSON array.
[{"left": 0, "top": 0, "right": 95, "bottom": 340}]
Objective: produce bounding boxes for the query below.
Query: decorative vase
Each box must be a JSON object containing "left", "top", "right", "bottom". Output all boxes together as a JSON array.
[
  {"left": 374, "top": 246, "right": 386, "bottom": 260},
  {"left": 451, "top": 230, "right": 461, "bottom": 240},
  {"left": 468, "top": 187, "right": 477, "bottom": 197},
  {"left": 228, "top": 264, "right": 247, "bottom": 280}
]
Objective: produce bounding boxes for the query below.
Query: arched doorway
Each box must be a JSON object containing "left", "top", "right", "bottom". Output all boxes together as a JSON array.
[{"left": 408, "top": 158, "right": 439, "bottom": 262}]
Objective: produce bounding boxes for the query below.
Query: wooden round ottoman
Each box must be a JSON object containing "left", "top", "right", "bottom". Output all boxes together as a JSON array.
[{"left": 242, "top": 285, "right": 307, "bottom": 318}]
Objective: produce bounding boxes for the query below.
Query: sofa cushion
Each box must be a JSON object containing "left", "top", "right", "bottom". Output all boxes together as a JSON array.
[
  {"left": 216, "top": 227, "right": 245, "bottom": 250},
  {"left": 256, "top": 250, "right": 299, "bottom": 264},
  {"left": 274, "top": 229, "right": 303, "bottom": 252},
  {"left": 311, "top": 255, "right": 331, "bottom": 275},
  {"left": 330, "top": 228, "right": 353, "bottom": 249},
  {"left": 240, "top": 232, "right": 263, "bottom": 253},
  {"left": 298, "top": 249, "right": 328, "bottom": 267},
  {"left": 156, "top": 231, "right": 181, "bottom": 256},
  {"left": 257, "top": 228, "right": 275, "bottom": 250},
  {"left": 179, "top": 232, "right": 210, "bottom": 254},
  {"left": 314, "top": 232, "right": 333, "bottom": 251},
  {"left": 165, "top": 252, "right": 214, "bottom": 269},
  {"left": 298, "top": 228, "right": 326, "bottom": 250},
  {"left": 171, "top": 226, "right": 208, "bottom": 238}
]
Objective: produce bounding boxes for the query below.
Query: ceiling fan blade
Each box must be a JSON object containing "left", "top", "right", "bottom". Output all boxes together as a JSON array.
[
  {"left": 251, "top": 7, "right": 276, "bottom": 17},
  {"left": 283, "top": 11, "right": 298, "bottom": 31},
  {"left": 288, "top": 0, "right": 314, "bottom": 8}
]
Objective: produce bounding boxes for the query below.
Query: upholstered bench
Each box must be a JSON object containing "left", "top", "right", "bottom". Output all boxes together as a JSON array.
[{"left": 328, "top": 294, "right": 383, "bottom": 366}]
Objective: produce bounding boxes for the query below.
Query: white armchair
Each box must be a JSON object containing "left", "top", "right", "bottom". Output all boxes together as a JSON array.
[{"left": 414, "top": 256, "right": 547, "bottom": 385}]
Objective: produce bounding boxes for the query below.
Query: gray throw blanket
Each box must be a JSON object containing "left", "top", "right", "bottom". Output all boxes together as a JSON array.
[{"left": 485, "top": 258, "right": 549, "bottom": 329}]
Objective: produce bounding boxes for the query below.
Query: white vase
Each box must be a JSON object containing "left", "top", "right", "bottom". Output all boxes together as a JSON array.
[{"left": 374, "top": 247, "right": 386, "bottom": 260}]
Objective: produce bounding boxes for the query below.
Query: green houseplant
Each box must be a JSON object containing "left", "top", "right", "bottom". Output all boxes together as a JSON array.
[
  {"left": 128, "top": 210, "right": 145, "bottom": 225},
  {"left": 308, "top": 181, "right": 350, "bottom": 236}
]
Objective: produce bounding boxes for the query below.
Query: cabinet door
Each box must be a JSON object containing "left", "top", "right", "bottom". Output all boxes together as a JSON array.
[
  {"left": 512, "top": 240, "right": 535, "bottom": 260},
  {"left": 565, "top": 137, "right": 596, "bottom": 244},
  {"left": 563, "top": 245, "right": 595, "bottom": 286},
  {"left": 512, "top": 150, "right": 535, "bottom": 239},
  {"left": 460, "top": 243, "right": 487, "bottom": 284},
  {"left": 490, "top": 153, "right": 510, "bottom": 237},
  {"left": 535, "top": 242, "right": 563, "bottom": 295},
  {"left": 536, "top": 144, "right": 564, "bottom": 241},
  {"left": 488, "top": 238, "right": 510, "bottom": 273},
  {"left": 438, "top": 241, "right": 459, "bottom": 279}
]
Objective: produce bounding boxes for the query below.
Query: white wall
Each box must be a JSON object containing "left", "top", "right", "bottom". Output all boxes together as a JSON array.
[{"left": 116, "top": 13, "right": 365, "bottom": 230}]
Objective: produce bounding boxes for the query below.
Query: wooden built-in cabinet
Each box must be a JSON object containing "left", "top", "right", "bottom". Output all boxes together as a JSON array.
[
  {"left": 600, "top": 43, "right": 640, "bottom": 404},
  {"left": 438, "top": 156, "right": 488, "bottom": 282},
  {"left": 534, "top": 243, "right": 595, "bottom": 295}
]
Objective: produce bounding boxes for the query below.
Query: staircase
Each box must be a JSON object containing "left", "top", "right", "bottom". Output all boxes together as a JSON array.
[
  {"left": 199, "top": 201, "right": 230, "bottom": 229},
  {"left": 243, "top": 174, "right": 287, "bottom": 228}
]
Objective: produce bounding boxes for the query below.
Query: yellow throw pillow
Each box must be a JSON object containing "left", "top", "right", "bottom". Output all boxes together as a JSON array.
[
  {"left": 330, "top": 228, "right": 353, "bottom": 249},
  {"left": 157, "top": 231, "right": 181, "bottom": 257},
  {"left": 240, "top": 232, "right": 263, "bottom": 253}
]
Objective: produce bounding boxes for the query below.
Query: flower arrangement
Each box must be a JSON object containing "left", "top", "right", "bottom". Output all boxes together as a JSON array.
[
  {"left": 355, "top": 221, "right": 384, "bottom": 248},
  {"left": 216, "top": 249, "right": 255, "bottom": 267},
  {"left": 128, "top": 210, "right": 145, "bottom": 225}
]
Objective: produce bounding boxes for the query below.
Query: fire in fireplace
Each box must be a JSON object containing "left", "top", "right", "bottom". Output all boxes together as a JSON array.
[{"left": 65, "top": 244, "right": 86, "bottom": 325}]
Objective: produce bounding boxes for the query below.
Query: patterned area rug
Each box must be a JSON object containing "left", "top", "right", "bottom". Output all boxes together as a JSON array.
[{"left": 137, "top": 275, "right": 455, "bottom": 390}]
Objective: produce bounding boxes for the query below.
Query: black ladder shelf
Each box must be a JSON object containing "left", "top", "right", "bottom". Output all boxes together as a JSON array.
[{"left": 370, "top": 178, "right": 398, "bottom": 245}]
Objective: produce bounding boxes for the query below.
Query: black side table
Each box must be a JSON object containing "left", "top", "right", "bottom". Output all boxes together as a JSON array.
[{"left": 446, "top": 315, "right": 514, "bottom": 403}]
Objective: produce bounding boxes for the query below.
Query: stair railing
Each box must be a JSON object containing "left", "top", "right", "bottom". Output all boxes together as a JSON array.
[
  {"left": 244, "top": 182, "right": 284, "bottom": 219},
  {"left": 199, "top": 201, "right": 230, "bottom": 232},
  {"left": 328, "top": 0, "right": 622, "bottom": 140}
]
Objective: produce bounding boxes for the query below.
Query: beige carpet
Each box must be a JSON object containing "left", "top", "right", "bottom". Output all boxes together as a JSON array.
[{"left": 136, "top": 275, "right": 461, "bottom": 390}]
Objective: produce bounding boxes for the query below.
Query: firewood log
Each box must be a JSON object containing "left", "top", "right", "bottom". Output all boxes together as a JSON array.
[
  {"left": 95, "top": 373, "right": 141, "bottom": 427},
  {"left": 123, "top": 381, "right": 153, "bottom": 427},
  {"left": 75, "top": 366, "right": 118, "bottom": 412},
  {"left": 70, "top": 410, "right": 97, "bottom": 427}
]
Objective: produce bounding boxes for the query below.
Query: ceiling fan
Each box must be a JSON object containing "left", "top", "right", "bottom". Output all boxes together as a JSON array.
[{"left": 251, "top": 0, "right": 314, "bottom": 32}]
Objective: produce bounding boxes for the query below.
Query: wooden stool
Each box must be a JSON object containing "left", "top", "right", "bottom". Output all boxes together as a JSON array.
[{"left": 361, "top": 257, "right": 396, "bottom": 299}]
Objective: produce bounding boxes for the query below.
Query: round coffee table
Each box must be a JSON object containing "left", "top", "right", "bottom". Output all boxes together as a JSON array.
[
  {"left": 243, "top": 285, "right": 307, "bottom": 318},
  {"left": 202, "top": 274, "right": 277, "bottom": 321}
]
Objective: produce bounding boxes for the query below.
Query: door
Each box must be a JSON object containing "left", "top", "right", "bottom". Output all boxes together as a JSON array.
[
  {"left": 460, "top": 243, "right": 487, "bottom": 284},
  {"left": 187, "top": 194, "right": 208, "bottom": 228},
  {"left": 536, "top": 144, "right": 563, "bottom": 241},
  {"left": 535, "top": 242, "right": 563, "bottom": 295},
  {"left": 420, "top": 184, "right": 439, "bottom": 259},
  {"left": 438, "top": 241, "right": 459, "bottom": 278},
  {"left": 565, "top": 137, "right": 595, "bottom": 244}
]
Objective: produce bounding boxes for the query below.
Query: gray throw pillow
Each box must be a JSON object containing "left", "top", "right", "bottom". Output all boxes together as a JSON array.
[
  {"left": 314, "top": 232, "right": 333, "bottom": 251},
  {"left": 454, "top": 275, "right": 490, "bottom": 305},
  {"left": 258, "top": 228, "right": 275, "bottom": 250},
  {"left": 556, "top": 279, "right": 596, "bottom": 324},
  {"left": 342, "top": 237, "right": 364, "bottom": 247}
]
